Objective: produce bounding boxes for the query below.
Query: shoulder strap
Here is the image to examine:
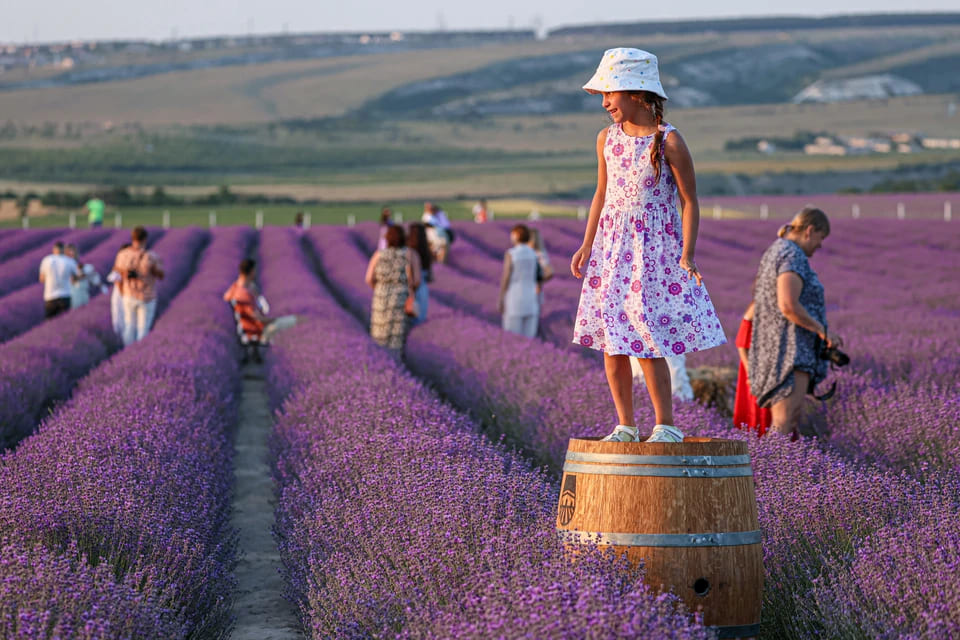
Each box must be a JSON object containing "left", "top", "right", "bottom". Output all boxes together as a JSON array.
[{"left": 130, "top": 248, "right": 147, "bottom": 271}]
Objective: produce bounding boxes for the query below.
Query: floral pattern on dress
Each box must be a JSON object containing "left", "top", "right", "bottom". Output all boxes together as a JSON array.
[
  {"left": 572, "top": 123, "right": 726, "bottom": 357},
  {"left": 747, "top": 238, "right": 828, "bottom": 407},
  {"left": 370, "top": 247, "right": 410, "bottom": 353}
]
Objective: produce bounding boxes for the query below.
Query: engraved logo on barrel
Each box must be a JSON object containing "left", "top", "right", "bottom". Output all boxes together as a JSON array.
[{"left": 558, "top": 474, "right": 577, "bottom": 526}]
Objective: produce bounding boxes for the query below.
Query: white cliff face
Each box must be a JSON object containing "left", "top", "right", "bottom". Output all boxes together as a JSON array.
[{"left": 792, "top": 74, "right": 923, "bottom": 103}]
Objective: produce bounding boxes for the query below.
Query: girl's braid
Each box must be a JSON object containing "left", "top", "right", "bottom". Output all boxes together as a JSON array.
[{"left": 649, "top": 96, "right": 666, "bottom": 184}]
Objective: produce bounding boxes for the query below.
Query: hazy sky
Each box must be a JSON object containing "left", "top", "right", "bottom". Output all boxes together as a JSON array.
[{"left": 2, "top": 0, "right": 958, "bottom": 44}]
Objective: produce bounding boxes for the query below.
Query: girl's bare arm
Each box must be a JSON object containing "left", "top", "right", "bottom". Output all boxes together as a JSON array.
[
  {"left": 665, "top": 131, "right": 702, "bottom": 286},
  {"left": 571, "top": 129, "right": 608, "bottom": 278}
]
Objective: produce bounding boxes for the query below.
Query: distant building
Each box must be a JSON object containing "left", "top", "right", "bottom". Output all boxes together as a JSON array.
[
  {"left": 804, "top": 142, "right": 847, "bottom": 156},
  {"left": 793, "top": 74, "right": 923, "bottom": 103},
  {"left": 757, "top": 140, "right": 776, "bottom": 154},
  {"left": 922, "top": 137, "right": 960, "bottom": 149}
]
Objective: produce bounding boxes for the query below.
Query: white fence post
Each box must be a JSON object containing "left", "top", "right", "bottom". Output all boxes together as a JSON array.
[
  {"left": 577, "top": 205, "right": 587, "bottom": 221},
  {"left": 760, "top": 203, "right": 768, "bottom": 220},
  {"left": 852, "top": 203, "right": 860, "bottom": 219},
  {"left": 347, "top": 214, "right": 356, "bottom": 227},
  {"left": 255, "top": 210, "right": 264, "bottom": 229},
  {"left": 394, "top": 211, "right": 403, "bottom": 223},
  {"left": 21, "top": 216, "right": 29, "bottom": 229},
  {"left": 69, "top": 212, "right": 77, "bottom": 229},
  {"left": 114, "top": 212, "right": 122, "bottom": 228},
  {"left": 945, "top": 201, "right": 952, "bottom": 222},
  {"left": 209, "top": 210, "right": 217, "bottom": 227},
  {"left": 162, "top": 210, "right": 171, "bottom": 229},
  {"left": 896, "top": 202, "right": 906, "bottom": 220},
  {"left": 304, "top": 212, "right": 311, "bottom": 229}
]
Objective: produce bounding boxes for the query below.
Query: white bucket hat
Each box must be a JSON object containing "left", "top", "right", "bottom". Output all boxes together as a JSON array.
[{"left": 583, "top": 47, "right": 668, "bottom": 100}]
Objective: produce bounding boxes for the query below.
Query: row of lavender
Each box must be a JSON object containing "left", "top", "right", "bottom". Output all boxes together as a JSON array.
[
  {"left": 0, "top": 229, "right": 134, "bottom": 344},
  {"left": 257, "top": 226, "right": 712, "bottom": 639},
  {"left": 0, "top": 228, "right": 205, "bottom": 450},
  {"left": 307, "top": 224, "right": 960, "bottom": 638},
  {"left": 0, "top": 229, "right": 62, "bottom": 263},
  {"left": 0, "top": 228, "right": 113, "bottom": 298},
  {"left": 355, "top": 218, "right": 960, "bottom": 476},
  {"left": 0, "top": 227, "right": 252, "bottom": 637}
]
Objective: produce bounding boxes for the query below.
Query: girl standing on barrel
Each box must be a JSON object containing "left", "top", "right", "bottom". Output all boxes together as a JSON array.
[{"left": 571, "top": 48, "right": 726, "bottom": 443}]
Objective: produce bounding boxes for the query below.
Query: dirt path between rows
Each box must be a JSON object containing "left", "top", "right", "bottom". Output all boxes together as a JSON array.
[{"left": 230, "top": 363, "right": 303, "bottom": 639}]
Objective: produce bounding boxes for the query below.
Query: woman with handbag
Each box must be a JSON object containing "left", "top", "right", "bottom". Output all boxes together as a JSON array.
[
  {"left": 365, "top": 225, "right": 421, "bottom": 356},
  {"left": 749, "top": 207, "right": 842, "bottom": 437}
]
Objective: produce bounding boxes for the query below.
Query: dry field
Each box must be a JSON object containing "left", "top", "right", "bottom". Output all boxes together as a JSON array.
[{"left": 1, "top": 25, "right": 959, "bottom": 201}]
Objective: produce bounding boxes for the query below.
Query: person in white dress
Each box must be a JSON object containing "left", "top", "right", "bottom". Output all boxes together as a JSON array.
[{"left": 498, "top": 224, "right": 540, "bottom": 337}]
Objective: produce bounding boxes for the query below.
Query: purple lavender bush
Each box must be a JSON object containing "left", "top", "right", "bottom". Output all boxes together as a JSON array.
[
  {"left": 310, "top": 220, "right": 960, "bottom": 639},
  {"left": 0, "top": 226, "right": 252, "bottom": 638},
  {"left": 0, "top": 228, "right": 113, "bottom": 297},
  {"left": 0, "top": 229, "right": 62, "bottom": 263},
  {"left": 0, "top": 227, "right": 205, "bottom": 450},
  {"left": 259, "top": 227, "right": 713, "bottom": 639},
  {"left": 440, "top": 218, "right": 960, "bottom": 477},
  {"left": 0, "top": 540, "right": 187, "bottom": 638},
  {"left": 0, "top": 229, "right": 131, "bottom": 344}
]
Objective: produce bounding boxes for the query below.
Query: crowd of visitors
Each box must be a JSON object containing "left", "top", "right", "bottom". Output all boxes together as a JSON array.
[
  {"left": 35, "top": 226, "right": 159, "bottom": 345},
  {"left": 26, "top": 159, "right": 841, "bottom": 442}
]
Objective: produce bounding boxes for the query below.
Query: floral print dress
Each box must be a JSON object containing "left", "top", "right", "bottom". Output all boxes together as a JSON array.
[
  {"left": 370, "top": 247, "right": 410, "bottom": 353},
  {"left": 572, "top": 123, "right": 726, "bottom": 357}
]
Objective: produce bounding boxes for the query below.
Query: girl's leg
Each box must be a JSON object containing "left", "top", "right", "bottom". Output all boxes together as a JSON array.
[
  {"left": 770, "top": 370, "right": 810, "bottom": 436},
  {"left": 636, "top": 357, "right": 674, "bottom": 426},
  {"left": 603, "top": 353, "right": 634, "bottom": 426}
]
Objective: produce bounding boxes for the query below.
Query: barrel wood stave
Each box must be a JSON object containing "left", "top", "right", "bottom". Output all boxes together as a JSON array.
[{"left": 557, "top": 437, "right": 763, "bottom": 639}]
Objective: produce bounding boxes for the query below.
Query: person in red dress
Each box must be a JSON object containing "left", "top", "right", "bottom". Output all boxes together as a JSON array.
[{"left": 733, "top": 301, "right": 773, "bottom": 436}]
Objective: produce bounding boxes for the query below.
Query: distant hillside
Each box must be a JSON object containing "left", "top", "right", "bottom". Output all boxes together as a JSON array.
[
  {"left": 355, "top": 27, "right": 960, "bottom": 117},
  {"left": 548, "top": 13, "right": 960, "bottom": 37}
]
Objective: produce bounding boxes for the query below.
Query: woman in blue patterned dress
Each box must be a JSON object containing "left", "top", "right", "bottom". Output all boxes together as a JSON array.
[{"left": 749, "top": 207, "right": 842, "bottom": 437}]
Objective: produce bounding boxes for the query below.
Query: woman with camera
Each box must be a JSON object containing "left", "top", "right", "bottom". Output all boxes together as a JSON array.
[{"left": 748, "top": 207, "right": 843, "bottom": 438}]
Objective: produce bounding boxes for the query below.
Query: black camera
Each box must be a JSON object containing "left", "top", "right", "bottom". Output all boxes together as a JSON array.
[
  {"left": 126, "top": 269, "right": 139, "bottom": 279},
  {"left": 821, "top": 345, "right": 850, "bottom": 367}
]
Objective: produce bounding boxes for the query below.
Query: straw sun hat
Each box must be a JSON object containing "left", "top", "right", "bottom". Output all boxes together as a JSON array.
[{"left": 582, "top": 47, "right": 669, "bottom": 100}]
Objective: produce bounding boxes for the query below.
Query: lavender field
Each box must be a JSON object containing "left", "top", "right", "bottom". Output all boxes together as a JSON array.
[{"left": 0, "top": 216, "right": 957, "bottom": 639}]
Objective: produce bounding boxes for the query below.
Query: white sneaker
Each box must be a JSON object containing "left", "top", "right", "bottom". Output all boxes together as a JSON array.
[
  {"left": 601, "top": 425, "right": 639, "bottom": 442},
  {"left": 645, "top": 424, "right": 684, "bottom": 443}
]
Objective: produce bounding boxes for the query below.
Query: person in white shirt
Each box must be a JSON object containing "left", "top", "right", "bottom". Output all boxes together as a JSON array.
[
  {"left": 38, "top": 241, "right": 80, "bottom": 319},
  {"left": 64, "top": 243, "right": 106, "bottom": 308}
]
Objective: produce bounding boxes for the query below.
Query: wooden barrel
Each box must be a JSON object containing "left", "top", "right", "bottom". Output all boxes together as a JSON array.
[{"left": 556, "top": 436, "right": 763, "bottom": 639}]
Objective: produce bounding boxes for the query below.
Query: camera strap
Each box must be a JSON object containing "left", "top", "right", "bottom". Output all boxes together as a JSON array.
[{"left": 812, "top": 380, "right": 837, "bottom": 402}]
